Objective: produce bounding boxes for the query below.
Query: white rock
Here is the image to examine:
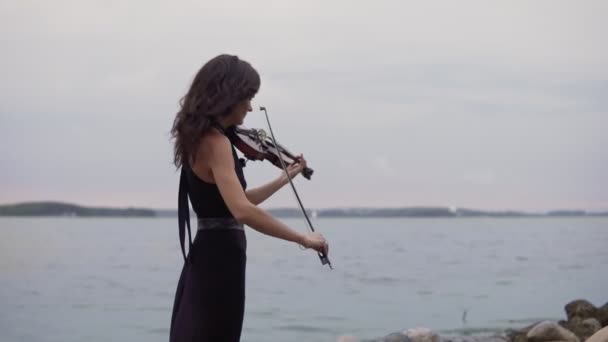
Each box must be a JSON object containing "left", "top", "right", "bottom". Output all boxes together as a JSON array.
[
  {"left": 586, "top": 326, "right": 608, "bottom": 342},
  {"left": 526, "top": 320, "right": 580, "bottom": 342},
  {"left": 404, "top": 327, "right": 442, "bottom": 342},
  {"left": 336, "top": 334, "right": 359, "bottom": 342}
]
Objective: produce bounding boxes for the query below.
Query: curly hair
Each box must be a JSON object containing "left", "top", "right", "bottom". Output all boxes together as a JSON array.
[{"left": 170, "top": 54, "right": 260, "bottom": 168}]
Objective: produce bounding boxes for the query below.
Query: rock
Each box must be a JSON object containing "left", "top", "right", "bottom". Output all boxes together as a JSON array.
[
  {"left": 599, "top": 303, "right": 608, "bottom": 327},
  {"left": 565, "top": 300, "right": 600, "bottom": 321},
  {"left": 442, "top": 335, "right": 508, "bottom": 342},
  {"left": 359, "top": 332, "right": 411, "bottom": 342},
  {"left": 337, "top": 335, "right": 360, "bottom": 342},
  {"left": 586, "top": 326, "right": 608, "bottom": 342},
  {"left": 564, "top": 317, "right": 601, "bottom": 341},
  {"left": 584, "top": 319, "right": 603, "bottom": 332},
  {"left": 404, "top": 327, "right": 441, "bottom": 342},
  {"left": 507, "top": 321, "right": 544, "bottom": 342},
  {"left": 382, "top": 332, "right": 412, "bottom": 342},
  {"left": 527, "top": 320, "right": 580, "bottom": 342}
]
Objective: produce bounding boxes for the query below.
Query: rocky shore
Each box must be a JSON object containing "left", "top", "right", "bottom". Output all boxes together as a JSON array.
[{"left": 338, "top": 299, "right": 608, "bottom": 342}]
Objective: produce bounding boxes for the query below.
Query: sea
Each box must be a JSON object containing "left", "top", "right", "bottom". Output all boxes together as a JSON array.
[{"left": 0, "top": 217, "right": 606, "bottom": 342}]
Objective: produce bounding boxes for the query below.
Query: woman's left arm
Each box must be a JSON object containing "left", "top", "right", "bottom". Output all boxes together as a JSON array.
[{"left": 245, "top": 155, "right": 307, "bottom": 205}]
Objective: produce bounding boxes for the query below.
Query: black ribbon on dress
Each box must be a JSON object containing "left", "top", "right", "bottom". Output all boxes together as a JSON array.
[{"left": 178, "top": 166, "right": 193, "bottom": 263}]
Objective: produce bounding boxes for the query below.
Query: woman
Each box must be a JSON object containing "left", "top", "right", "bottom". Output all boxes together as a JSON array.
[{"left": 169, "top": 54, "right": 329, "bottom": 341}]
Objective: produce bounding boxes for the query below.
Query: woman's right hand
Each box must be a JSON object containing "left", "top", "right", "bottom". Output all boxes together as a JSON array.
[{"left": 300, "top": 232, "right": 329, "bottom": 255}]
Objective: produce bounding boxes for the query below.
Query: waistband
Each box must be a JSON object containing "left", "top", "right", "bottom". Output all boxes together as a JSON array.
[{"left": 197, "top": 217, "right": 244, "bottom": 231}]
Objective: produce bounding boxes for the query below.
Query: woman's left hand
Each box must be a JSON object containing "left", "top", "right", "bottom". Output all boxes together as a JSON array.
[{"left": 282, "top": 154, "right": 307, "bottom": 181}]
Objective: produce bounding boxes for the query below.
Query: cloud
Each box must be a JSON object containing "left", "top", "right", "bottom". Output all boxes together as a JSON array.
[
  {"left": 0, "top": 0, "right": 607, "bottom": 210},
  {"left": 370, "top": 156, "right": 397, "bottom": 178},
  {"left": 462, "top": 169, "right": 498, "bottom": 186}
]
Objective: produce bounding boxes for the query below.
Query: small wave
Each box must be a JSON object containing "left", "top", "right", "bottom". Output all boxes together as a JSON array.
[
  {"left": 444, "top": 259, "right": 463, "bottom": 265},
  {"left": 136, "top": 305, "right": 167, "bottom": 312},
  {"left": 497, "top": 269, "right": 522, "bottom": 277},
  {"left": 127, "top": 325, "right": 169, "bottom": 335},
  {"left": 439, "top": 326, "right": 508, "bottom": 336},
  {"left": 417, "top": 289, "right": 433, "bottom": 296},
  {"left": 364, "top": 276, "right": 401, "bottom": 284},
  {"left": 343, "top": 272, "right": 402, "bottom": 284},
  {"left": 501, "top": 317, "right": 559, "bottom": 324},
  {"left": 495, "top": 280, "right": 513, "bottom": 286},
  {"left": 111, "top": 263, "right": 131, "bottom": 270},
  {"left": 558, "top": 263, "right": 585, "bottom": 270},
  {"left": 441, "top": 292, "right": 465, "bottom": 298},
  {"left": 312, "top": 315, "right": 346, "bottom": 322},
  {"left": 102, "top": 304, "right": 128, "bottom": 312},
  {"left": 147, "top": 327, "right": 169, "bottom": 335},
  {"left": 72, "top": 303, "right": 94, "bottom": 309},
  {"left": 250, "top": 309, "right": 278, "bottom": 318},
  {"left": 472, "top": 294, "right": 489, "bottom": 299},
  {"left": 275, "top": 324, "right": 336, "bottom": 334}
]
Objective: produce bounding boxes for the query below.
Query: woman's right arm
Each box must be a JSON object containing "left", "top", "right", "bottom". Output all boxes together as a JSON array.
[{"left": 204, "top": 134, "right": 328, "bottom": 254}]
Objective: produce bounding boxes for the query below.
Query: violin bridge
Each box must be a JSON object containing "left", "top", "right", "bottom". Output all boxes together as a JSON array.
[{"left": 254, "top": 128, "right": 268, "bottom": 142}]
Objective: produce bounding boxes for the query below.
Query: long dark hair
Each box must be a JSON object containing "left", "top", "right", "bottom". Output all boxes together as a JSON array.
[{"left": 171, "top": 54, "right": 260, "bottom": 168}]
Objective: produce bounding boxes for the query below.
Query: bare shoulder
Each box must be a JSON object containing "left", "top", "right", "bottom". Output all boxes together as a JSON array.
[{"left": 198, "top": 129, "right": 232, "bottom": 165}]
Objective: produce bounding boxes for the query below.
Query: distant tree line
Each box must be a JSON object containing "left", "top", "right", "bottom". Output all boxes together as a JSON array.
[
  {"left": 0, "top": 202, "right": 155, "bottom": 217},
  {"left": 0, "top": 202, "right": 605, "bottom": 218}
]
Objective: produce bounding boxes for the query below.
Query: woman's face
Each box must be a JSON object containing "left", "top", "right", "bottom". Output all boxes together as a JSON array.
[{"left": 230, "top": 98, "right": 253, "bottom": 125}]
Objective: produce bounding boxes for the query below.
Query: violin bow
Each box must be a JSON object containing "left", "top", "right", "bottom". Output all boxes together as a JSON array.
[{"left": 259, "top": 106, "right": 332, "bottom": 269}]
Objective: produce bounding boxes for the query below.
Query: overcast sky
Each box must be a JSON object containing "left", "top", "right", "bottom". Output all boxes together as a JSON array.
[{"left": 1, "top": 0, "right": 606, "bottom": 211}]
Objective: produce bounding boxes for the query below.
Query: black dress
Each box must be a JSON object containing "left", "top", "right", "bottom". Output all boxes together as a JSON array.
[{"left": 169, "top": 140, "right": 248, "bottom": 342}]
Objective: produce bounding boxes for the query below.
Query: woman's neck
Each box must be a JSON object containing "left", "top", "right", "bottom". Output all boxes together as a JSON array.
[{"left": 217, "top": 117, "right": 234, "bottom": 130}]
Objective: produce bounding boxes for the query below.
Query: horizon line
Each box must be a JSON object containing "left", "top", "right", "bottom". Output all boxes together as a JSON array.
[{"left": 1, "top": 200, "right": 607, "bottom": 214}]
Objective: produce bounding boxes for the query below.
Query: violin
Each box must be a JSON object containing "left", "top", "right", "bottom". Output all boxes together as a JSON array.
[
  {"left": 227, "top": 126, "right": 314, "bottom": 180},
  {"left": 228, "top": 106, "right": 332, "bottom": 269}
]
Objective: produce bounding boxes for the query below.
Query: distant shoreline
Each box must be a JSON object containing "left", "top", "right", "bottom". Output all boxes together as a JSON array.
[{"left": 1, "top": 201, "right": 606, "bottom": 218}]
